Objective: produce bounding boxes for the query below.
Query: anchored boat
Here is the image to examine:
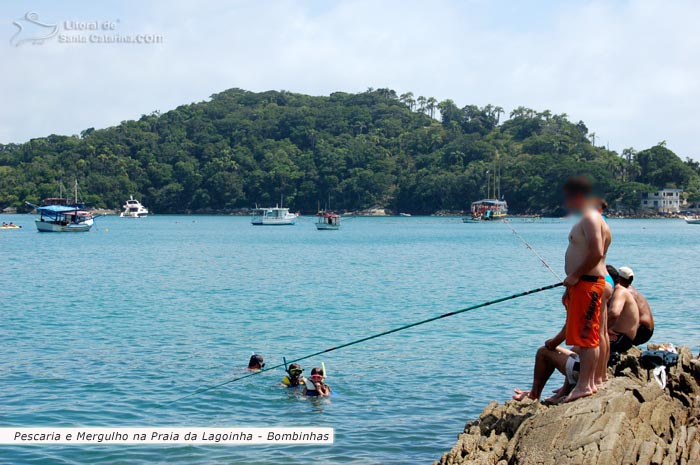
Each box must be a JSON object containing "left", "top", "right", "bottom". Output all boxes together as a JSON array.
[
  {"left": 316, "top": 212, "right": 341, "bottom": 230},
  {"left": 120, "top": 196, "right": 149, "bottom": 218},
  {"left": 465, "top": 199, "right": 509, "bottom": 222},
  {"left": 464, "top": 155, "right": 508, "bottom": 223},
  {"left": 685, "top": 216, "right": 700, "bottom": 225},
  {"left": 251, "top": 207, "right": 298, "bottom": 225},
  {"left": 32, "top": 205, "right": 94, "bottom": 232}
]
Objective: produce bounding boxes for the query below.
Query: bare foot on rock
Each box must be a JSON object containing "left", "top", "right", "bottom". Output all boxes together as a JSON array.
[
  {"left": 512, "top": 389, "right": 532, "bottom": 401},
  {"left": 563, "top": 387, "right": 594, "bottom": 403}
]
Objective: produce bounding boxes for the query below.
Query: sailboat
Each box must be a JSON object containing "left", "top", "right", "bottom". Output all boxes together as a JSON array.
[{"left": 464, "top": 157, "right": 508, "bottom": 223}]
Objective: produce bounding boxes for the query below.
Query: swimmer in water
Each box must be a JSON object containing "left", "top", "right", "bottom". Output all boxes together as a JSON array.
[
  {"left": 282, "top": 363, "right": 305, "bottom": 388},
  {"left": 303, "top": 367, "right": 330, "bottom": 397},
  {"left": 248, "top": 354, "right": 265, "bottom": 371}
]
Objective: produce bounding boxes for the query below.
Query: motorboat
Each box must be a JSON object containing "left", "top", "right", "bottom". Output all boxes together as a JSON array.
[
  {"left": 120, "top": 196, "right": 149, "bottom": 218},
  {"left": 251, "top": 207, "right": 298, "bottom": 225}
]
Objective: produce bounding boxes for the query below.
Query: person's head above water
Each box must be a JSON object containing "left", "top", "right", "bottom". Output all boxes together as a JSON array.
[
  {"left": 606, "top": 265, "right": 620, "bottom": 285},
  {"left": 309, "top": 367, "right": 325, "bottom": 383},
  {"left": 618, "top": 266, "right": 634, "bottom": 287},
  {"left": 287, "top": 363, "right": 303, "bottom": 380},
  {"left": 248, "top": 354, "right": 265, "bottom": 370},
  {"left": 563, "top": 176, "right": 593, "bottom": 212}
]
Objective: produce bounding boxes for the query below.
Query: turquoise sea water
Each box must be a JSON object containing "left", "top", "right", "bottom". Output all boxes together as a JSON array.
[{"left": 1, "top": 215, "right": 699, "bottom": 464}]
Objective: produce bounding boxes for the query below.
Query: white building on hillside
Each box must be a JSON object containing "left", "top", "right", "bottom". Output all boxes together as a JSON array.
[{"left": 640, "top": 188, "right": 683, "bottom": 213}]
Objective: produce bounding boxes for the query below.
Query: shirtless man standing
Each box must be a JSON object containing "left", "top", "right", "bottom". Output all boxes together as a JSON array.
[
  {"left": 606, "top": 265, "right": 640, "bottom": 353},
  {"left": 560, "top": 177, "right": 609, "bottom": 401},
  {"left": 618, "top": 267, "right": 655, "bottom": 345}
]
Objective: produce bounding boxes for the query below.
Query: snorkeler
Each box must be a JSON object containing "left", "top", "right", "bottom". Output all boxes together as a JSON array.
[
  {"left": 248, "top": 354, "right": 265, "bottom": 371},
  {"left": 282, "top": 363, "right": 305, "bottom": 387},
  {"left": 303, "top": 367, "right": 331, "bottom": 397}
]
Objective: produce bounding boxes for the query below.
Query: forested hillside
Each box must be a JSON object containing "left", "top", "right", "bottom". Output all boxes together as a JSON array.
[{"left": 1, "top": 88, "right": 698, "bottom": 214}]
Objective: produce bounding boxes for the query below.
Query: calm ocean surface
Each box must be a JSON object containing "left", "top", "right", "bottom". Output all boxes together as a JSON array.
[{"left": 1, "top": 215, "right": 699, "bottom": 464}]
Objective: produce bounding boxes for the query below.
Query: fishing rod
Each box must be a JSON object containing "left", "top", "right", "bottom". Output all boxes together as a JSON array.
[
  {"left": 165, "top": 281, "right": 563, "bottom": 405},
  {"left": 504, "top": 220, "right": 562, "bottom": 281}
]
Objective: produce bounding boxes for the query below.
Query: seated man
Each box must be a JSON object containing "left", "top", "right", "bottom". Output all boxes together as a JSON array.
[
  {"left": 607, "top": 266, "right": 640, "bottom": 354},
  {"left": 618, "top": 266, "right": 654, "bottom": 345},
  {"left": 513, "top": 344, "right": 580, "bottom": 402}
]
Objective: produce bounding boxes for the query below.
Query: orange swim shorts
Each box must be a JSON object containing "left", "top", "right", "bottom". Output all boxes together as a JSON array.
[{"left": 564, "top": 276, "right": 605, "bottom": 348}]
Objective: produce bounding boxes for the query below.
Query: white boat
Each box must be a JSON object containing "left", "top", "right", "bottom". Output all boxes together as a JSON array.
[
  {"left": 316, "top": 212, "right": 341, "bottom": 230},
  {"left": 685, "top": 217, "right": 700, "bottom": 224},
  {"left": 251, "top": 207, "right": 298, "bottom": 225},
  {"left": 399, "top": 213, "right": 412, "bottom": 217},
  {"left": 32, "top": 205, "right": 94, "bottom": 232},
  {"left": 464, "top": 199, "right": 509, "bottom": 222},
  {"left": 120, "top": 196, "right": 149, "bottom": 218}
]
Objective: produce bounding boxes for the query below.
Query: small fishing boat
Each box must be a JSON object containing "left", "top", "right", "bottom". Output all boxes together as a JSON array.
[
  {"left": 32, "top": 205, "right": 94, "bottom": 232},
  {"left": 251, "top": 207, "right": 298, "bottom": 225},
  {"left": 120, "top": 196, "right": 149, "bottom": 218},
  {"left": 684, "top": 216, "right": 700, "bottom": 225},
  {"left": 399, "top": 213, "right": 412, "bottom": 217},
  {"left": 316, "top": 212, "right": 341, "bottom": 230}
]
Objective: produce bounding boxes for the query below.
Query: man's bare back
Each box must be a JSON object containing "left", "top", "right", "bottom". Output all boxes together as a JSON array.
[
  {"left": 608, "top": 285, "right": 639, "bottom": 340},
  {"left": 628, "top": 286, "right": 654, "bottom": 330},
  {"left": 565, "top": 209, "right": 608, "bottom": 279}
]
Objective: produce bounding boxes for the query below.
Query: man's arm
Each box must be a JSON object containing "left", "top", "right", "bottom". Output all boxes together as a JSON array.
[
  {"left": 608, "top": 289, "right": 625, "bottom": 326},
  {"left": 564, "top": 213, "right": 605, "bottom": 286},
  {"left": 546, "top": 324, "right": 567, "bottom": 350}
]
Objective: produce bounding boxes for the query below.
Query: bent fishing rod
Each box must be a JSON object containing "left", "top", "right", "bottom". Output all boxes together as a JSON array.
[{"left": 165, "top": 281, "right": 563, "bottom": 405}]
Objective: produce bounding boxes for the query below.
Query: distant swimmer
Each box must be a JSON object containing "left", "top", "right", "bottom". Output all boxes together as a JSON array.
[
  {"left": 248, "top": 354, "right": 265, "bottom": 371},
  {"left": 303, "top": 367, "right": 330, "bottom": 397},
  {"left": 561, "top": 176, "right": 609, "bottom": 402},
  {"left": 606, "top": 266, "right": 640, "bottom": 355},
  {"left": 618, "top": 266, "right": 655, "bottom": 345},
  {"left": 282, "top": 363, "right": 305, "bottom": 387}
]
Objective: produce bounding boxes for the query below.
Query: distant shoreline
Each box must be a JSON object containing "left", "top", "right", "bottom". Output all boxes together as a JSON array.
[{"left": 2, "top": 211, "right": 690, "bottom": 220}]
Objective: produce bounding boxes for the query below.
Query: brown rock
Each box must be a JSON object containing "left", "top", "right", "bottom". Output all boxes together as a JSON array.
[{"left": 434, "top": 348, "right": 700, "bottom": 465}]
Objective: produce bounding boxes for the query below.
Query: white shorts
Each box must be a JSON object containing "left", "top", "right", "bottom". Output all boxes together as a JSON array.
[{"left": 565, "top": 354, "right": 581, "bottom": 385}]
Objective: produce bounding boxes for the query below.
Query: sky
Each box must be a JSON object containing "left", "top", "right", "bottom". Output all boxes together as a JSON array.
[{"left": 1, "top": 0, "right": 698, "bottom": 159}]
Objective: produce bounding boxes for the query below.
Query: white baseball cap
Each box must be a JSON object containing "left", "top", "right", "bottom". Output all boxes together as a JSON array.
[{"left": 618, "top": 266, "right": 634, "bottom": 280}]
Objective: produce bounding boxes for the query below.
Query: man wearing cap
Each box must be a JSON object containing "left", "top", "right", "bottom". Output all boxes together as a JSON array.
[
  {"left": 618, "top": 266, "right": 655, "bottom": 345},
  {"left": 607, "top": 266, "right": 640, "bottom": 354}
]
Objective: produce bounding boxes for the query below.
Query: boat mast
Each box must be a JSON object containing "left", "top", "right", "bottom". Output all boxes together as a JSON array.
[
  {"left": 74, "top": 180, "right": 78, "bottom": 204},
  {"left": 487, "top": 170, "right": 491, "bottom": 200}
]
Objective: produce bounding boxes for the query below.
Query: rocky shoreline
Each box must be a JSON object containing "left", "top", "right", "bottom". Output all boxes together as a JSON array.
[{"left": 434, "top": 347, "right": 700, "bottom": 465}]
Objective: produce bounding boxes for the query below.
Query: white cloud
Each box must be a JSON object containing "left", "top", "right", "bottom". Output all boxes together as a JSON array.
[{"left": 1, "top": 0, "right": 698, "bottom": 159}]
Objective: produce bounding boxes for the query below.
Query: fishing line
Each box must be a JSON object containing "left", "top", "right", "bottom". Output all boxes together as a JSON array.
[
  {"left": 164, "top": 281, "right": 563, "bottom": 405},
  {"left": 504, "top": 220, "right": 562, "bottom": 281}
]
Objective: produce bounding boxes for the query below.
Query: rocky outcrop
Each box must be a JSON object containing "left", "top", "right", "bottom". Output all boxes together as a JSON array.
[{"left": 435, "top": 347, "right": 700, "bottom": 465}]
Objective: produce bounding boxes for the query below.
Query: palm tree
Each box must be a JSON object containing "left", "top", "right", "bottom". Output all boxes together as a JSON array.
[
  {"left": 417, "top": 96, "right": 427, "bottom": 113},
  {"left": 426, "top": 97, "right": 437, "bottom": 118},
  {"left": 399, "top": 92, "right": 415, "bottom": 111}
]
